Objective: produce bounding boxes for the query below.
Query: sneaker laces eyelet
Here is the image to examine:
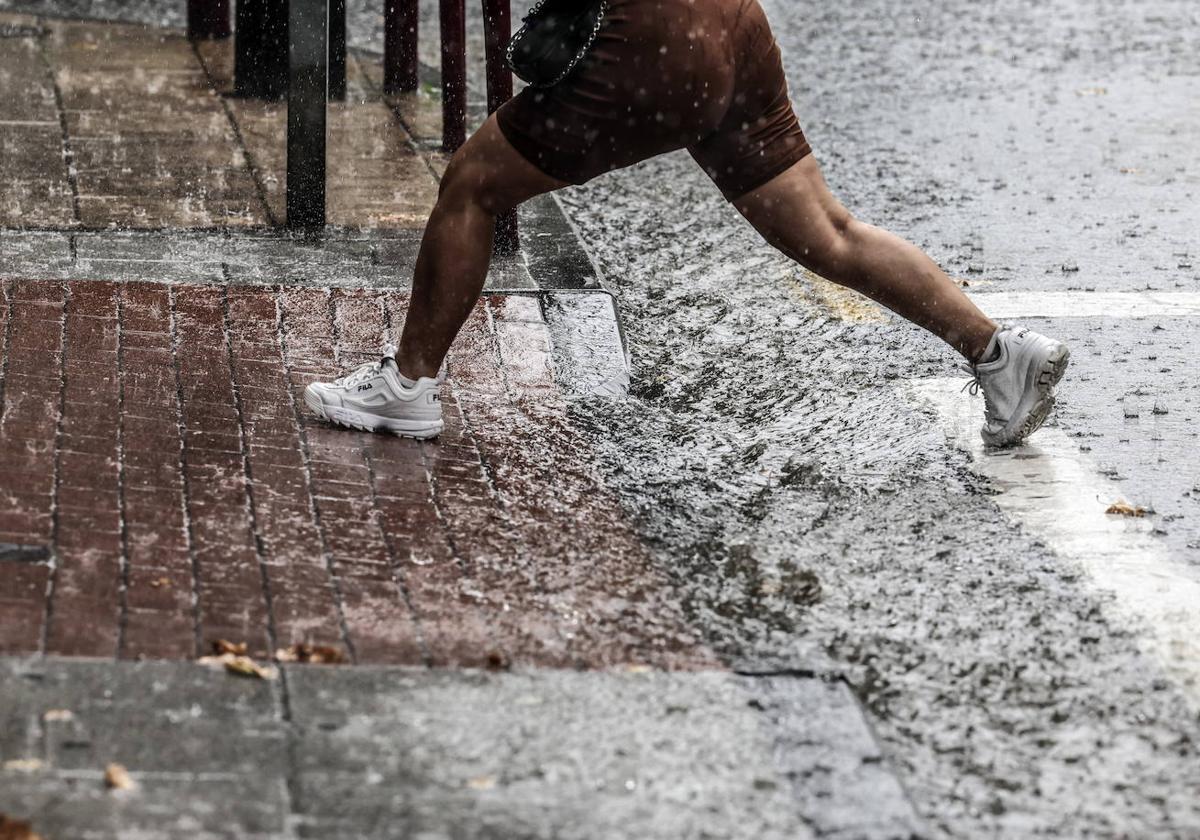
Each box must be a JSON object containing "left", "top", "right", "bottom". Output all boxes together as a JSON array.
[{"left": 961, "top": 362, "right": 998, "bottom": 419}]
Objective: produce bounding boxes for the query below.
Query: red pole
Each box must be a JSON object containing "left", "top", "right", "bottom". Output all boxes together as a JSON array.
[
  {"left": 439, "top": 0, "right": 467, "bottom": 153},
  {"left": 384, "top": 0, "right": 419, "bottom": 94},
  {"left": 482, "top": 0, "right": 518, "bottom": 254},
  {"left": 187, "top": 0, "right": 231, "bottom": 40}
]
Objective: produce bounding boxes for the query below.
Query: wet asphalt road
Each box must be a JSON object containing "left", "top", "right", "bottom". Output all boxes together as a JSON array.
[{"left": 544, "top": 0, "right": 1200, "bottom": 836}]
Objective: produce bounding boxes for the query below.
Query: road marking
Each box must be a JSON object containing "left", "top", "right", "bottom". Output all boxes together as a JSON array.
[
  {"left": 967, "top": 291, "right": 1200, "bottom": 320},
  {"left": 904, "top": 378, "right": 1200, "bottom": 708}
]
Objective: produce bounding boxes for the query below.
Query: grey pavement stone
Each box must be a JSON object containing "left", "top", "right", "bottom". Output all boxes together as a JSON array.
[
  {"left": 544, "top": 292, "right": 630, "bottom": 398},
  {"left": 0, "top": 228, "right": 537, "bottom": 290},
  {"left": 0, "top": 229, "right": 74, "bottom": 278},
  {"left": 0, "top": 657, "right": 922, "bottom": 840}
]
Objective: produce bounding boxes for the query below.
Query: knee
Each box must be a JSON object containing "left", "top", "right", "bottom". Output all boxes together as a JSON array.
[
  {"left": 804, "top": 205, "right": 860, "bottom": 275},
  {"left": 439, "top": 153, "right": 514, "bottom": 216}
]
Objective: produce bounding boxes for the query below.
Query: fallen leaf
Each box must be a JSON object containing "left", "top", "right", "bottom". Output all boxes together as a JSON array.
[
  {"left": 104, "top": 763, "right": 135, "bottom": 791},
  {"left": 467, "top": 774, "right": 497, "bottom": 791},
  {"left": 275, "top": 643, "right": 345, "bottom": 664},
  {"left": 212, "top": 639, "right": 247, "bottom": 656},
  {"left": 1, "top": 759, "right": 45, "bottom": 773},
  {"left": 758, "top": 579, "right": 783, "bottom": 596},
  {"left": 149, "top": 577, "right": 171, "bottom": 588},
  {"left": 223, "top": 655, "right": 278, "bottom": 680},
  {"left": 1105, "top": 500, "right": 1147, "bottom": 517},
  {"left": 625, "top": 664, "right": 652, "bottom": 674},
  {"left": 1076, "top": 86, "right": 1108, "bottom": 96},
  {"left": 0, "top": 813, "right": 47, "bottom": 840},
  {"left": 197, "top": 652, "right": 278, "bottom": 680},
  {"left": 41, "top": 709, "right": 73, "bottom": 723}
]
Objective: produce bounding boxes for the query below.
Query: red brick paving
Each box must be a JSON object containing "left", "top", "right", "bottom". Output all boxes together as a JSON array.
[{"left": 0, "top": 279, "right": 713, "bottom": 669}]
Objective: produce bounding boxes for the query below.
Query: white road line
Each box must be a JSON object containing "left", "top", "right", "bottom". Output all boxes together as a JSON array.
[
  {"left": 904, "top": 378, "right": 1200, "bottom": 708},
  {"left": 966, "top": 291, "right": 1200, "bottom": 320}
]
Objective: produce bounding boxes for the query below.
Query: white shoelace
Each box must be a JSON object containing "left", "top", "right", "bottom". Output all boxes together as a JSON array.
[
  {"left": 333, "top": 343, "right": 398, "bottom": 388},
  {"left": 961, "top": 362, "right": 998, "bottom": 422}
]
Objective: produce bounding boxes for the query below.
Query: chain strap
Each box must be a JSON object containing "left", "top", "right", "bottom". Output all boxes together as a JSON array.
[{"left": 506, "top": 0, "right": 608, "bottom": 89}]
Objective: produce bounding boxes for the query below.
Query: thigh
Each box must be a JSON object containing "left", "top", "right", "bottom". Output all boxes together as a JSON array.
[
  {"left": 446, "top": 115, "right": 570, "bottom": 213},
  {"left": 688, "top": 0, "right": 812, "bottom": 202}
]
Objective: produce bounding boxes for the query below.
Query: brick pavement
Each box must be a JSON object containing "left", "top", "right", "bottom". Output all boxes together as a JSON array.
[
  {"left": 0, "top": 278, "right": 711, "bottom": 670},
  {"left": 0, "top": 11, "right": 440, "bottom": 230},
  {"left": 0, "top": 7, "right": 682, "bottom": 672}
]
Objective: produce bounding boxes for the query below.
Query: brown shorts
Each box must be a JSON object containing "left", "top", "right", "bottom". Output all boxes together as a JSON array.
[{"left": 497, "top": 0, "right": 811, "bottom": 201}]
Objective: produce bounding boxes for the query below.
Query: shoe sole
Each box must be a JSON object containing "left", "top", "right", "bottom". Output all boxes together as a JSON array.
[
  {"left": 304, "top": 389, "right": 443, "bottom": 440},
  {"left": 984, "top": 343, "right": 1071, "bottom": 448}
]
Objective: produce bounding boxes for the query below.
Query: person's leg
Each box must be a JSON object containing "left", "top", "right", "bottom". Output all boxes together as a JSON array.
[
  {"left": 395, "top": 115, "right": 568, "bottom": 379},
  {"left": 733, "top": 155, "right": 997, "bottom": 362}
]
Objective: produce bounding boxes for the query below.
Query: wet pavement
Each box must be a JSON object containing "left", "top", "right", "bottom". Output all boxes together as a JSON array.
[
  {"left": 0, "top": 10, "right": 441, "bottom": 228},
  {"left": 0, "top": 658, "right": 919, "bottom": 839},
  {"left": 2, "top": 0, "right": 1200, "bottom": 837}
]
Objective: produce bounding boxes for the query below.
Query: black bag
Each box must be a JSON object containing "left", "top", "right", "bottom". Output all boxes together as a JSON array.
[{"left": 506, "top": 0, "right": 608, "bottom": 88}]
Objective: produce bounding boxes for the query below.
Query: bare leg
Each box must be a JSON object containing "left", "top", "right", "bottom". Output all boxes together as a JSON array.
[
  {"left": 396, "top": 116, "right": 568, "bottom": 379},
  {"left": 734, "top": 156, "right": 998, "bottom": 362}
]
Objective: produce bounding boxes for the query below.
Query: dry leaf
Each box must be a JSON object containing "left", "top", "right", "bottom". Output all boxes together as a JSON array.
[
  {"left": 197, "top": 652, "right": 278, "bottom": 680},
  {"left": 758, "top": 579, "right": 783, "bottom": 596},
  {"left": 104, "top": 763, "right": 135, "bottom": 791},
  {"left": 0, "top": 813, "right": 47, "bottom": 840},
  {"left": 222, "top": 655, "right": 278, "bottom": 680},
  {"left": 625, "top": 664, "right": 652, "bottom": 674},
  {"left": 42, "top": 709, "right": 73, "bottom": 723},
  {"left": 2, "top": 759, "right": 45, "bottom": 773},
  {"left": 1105, "top": 500, "right": 1147, "bottom": 517},
  {"left": 212, "top": 639, "right": 248, "bottom": 656},
  {"left": 467, "top": 774, "right": 497, "bottom": 791},
  {"left": 149, "top": 577, "right": 171, "bottom": 588},
  {"left": 275, "top": 643, "right": 345, "bottom": 664}
]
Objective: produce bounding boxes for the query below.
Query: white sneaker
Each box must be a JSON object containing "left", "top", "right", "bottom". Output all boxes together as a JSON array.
[
  {"left": 966, "top": 325, "right": 1070, "bottom": 448},
  {"left": 303, "top": 344, "right": 444, "bottom": 439}
]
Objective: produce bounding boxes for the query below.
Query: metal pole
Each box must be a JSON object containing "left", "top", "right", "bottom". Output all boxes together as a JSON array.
[
  {"left": 328, "top": 0, "right": 346, "bottom": 101},
  {"left": 481, "top": 0, "right": 512, "bottom": 115},
  {"left": 287, "top": 0, "right": 329, "bottom": 229},
  {"left": 187, "top": 0, "right": 231, "bottom": 40},
  {"left": 384, "top": 0, "right": 420, "bottom": 94},
  {"left": 481, "top": 0, "right": 517, "bottom": 254},
  {"left": 439, "top": 0, "right": 467, "bottom": 153},
  {"left": 235, "top": 0, "right": 289, "bottom": 100}
]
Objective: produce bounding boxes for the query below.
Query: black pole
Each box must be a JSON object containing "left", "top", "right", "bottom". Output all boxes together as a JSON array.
[
  {"left": 384, "top": 0, "right": 419, "bottom": 94},
  {"left": 187, "top": 0, "right": 231, "bottom": 40},
  {"left": 235, "top": 0, "right": 289, "bottom": 100},
  {"left": 481, "top": 0, "right": 517, "bottom": 254},
  {"left": 287, "top": 0, "right": 329, "bottom": 229},
  {"left": 439, "top": 0, "right": 467, "bottom": 153},
  {"left": 328, "top": 0, "right": 346, "bottom": 101}
]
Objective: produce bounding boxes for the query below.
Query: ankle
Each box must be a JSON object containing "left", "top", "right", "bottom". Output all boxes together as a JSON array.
[
  {"left": 962, "top": 323, "right": 1001, "bottom": 365},
  {"left": 396, "top": 356, "right": 440, "bottom": 381}
]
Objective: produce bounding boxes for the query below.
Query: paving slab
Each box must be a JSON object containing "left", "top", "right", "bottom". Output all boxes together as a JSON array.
[
  {"left": 0, "top": 657, "right": 922, "bottom": 840},
  {"left": 0, "top": 11, "right": 441, "bottom": 232}
]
